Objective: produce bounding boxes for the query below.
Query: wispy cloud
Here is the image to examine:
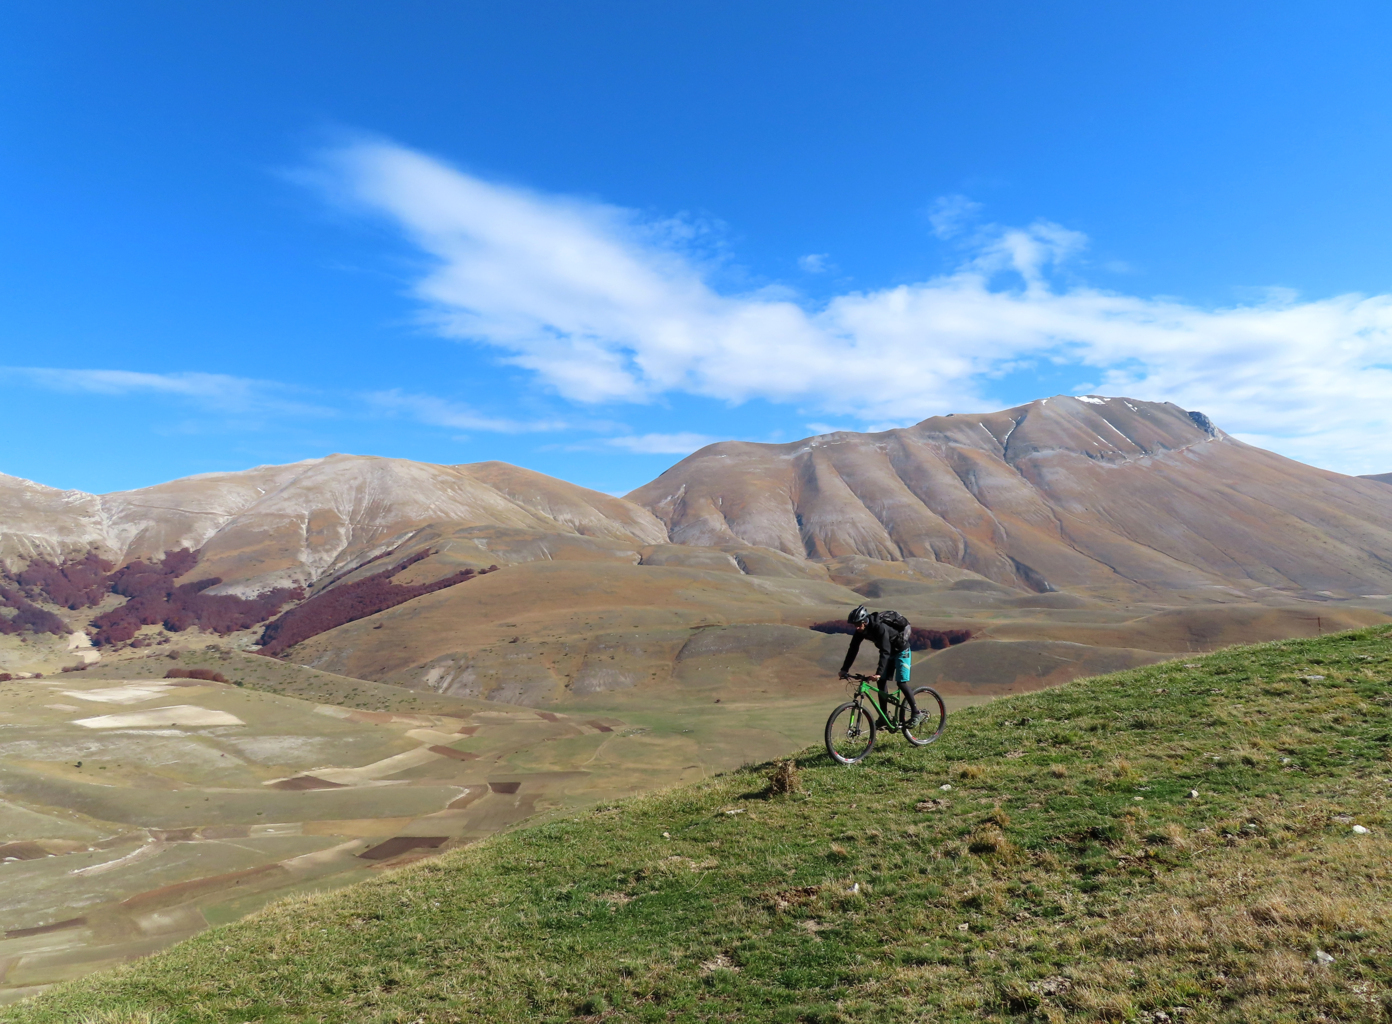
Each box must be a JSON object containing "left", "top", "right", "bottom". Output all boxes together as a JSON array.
[
  {"left": 366, "top": 389, "right": 569, "bottom": 433},
  {"left": 312, "top": 140, "right": 1392, "bottom": 475},
  {"left": 798, "top": 253, "right": 832, "bottom": 274},
  {"left": 926, "top": 194, "right": 984, "bottom": 240},
  {"left": 2, "top": 367, "right": 330, "bottom": 418},
  {"left": 605, "top": 432, "right": 717, "bottom": 455}
]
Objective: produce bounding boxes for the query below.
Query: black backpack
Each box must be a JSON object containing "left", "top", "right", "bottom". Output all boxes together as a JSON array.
[{"left": 874, "top": 609, "right": 911, "bottom": 647}]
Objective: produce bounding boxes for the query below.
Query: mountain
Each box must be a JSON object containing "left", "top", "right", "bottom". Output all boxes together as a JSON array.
[
  {"left": 3, "top": 397, "right": 1390, "bottom": 701},
  {"left": 627, "top": 395, "right": 1392, "bottom": 598},
  {"left": 1362, "top": 472, "right": 1392, "bottom": 486},
  {"left": 1, "top": 455, "right": 666, "bottom": 594}
]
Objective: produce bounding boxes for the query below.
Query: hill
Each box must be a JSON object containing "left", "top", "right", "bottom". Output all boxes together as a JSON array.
[
  {"left": 8, "top": 626, "right": 1390, "bottom": 1023},
  {"left": 628, "top": 395, "right": 1392, "bottom": 599}
]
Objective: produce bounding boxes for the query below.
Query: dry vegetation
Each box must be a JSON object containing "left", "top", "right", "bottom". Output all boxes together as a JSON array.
[
  {"left": 256, "top": 553, "right": 496, "bottom": 656},
  {"left": 5, "top": 627, "right": 1392, "bottom": 1023}
]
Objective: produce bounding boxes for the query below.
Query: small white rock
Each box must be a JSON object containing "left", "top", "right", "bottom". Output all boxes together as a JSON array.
[
  {"left": 957, "top": 922, "right": 970, "bottom": 932},
  {"left": 850, "top": 882, "right": 859, "bottom": 893},
  {"left": 1314, "top": 949, "right": 1335, "bottom": 965},
  {"left": 1352, "top": 825, "right": 1370, "bottom": 834},
  {"left": 940, "top": 784, "right": 953, "bottom": 791},
  {"left": 662, "top": 831, "right": 671, "bottom": 839},
  {"left": 1187, "top": 790, "right": 1199, "bottom": 799}
]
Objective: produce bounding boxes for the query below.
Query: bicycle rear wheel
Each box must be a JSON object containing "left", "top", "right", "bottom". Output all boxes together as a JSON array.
[
  {"left": 825, "top": 701, "right": 876, "bottom": 764},
  {"left": 900, "top": 686, "right": 947, "bottom": 747}
]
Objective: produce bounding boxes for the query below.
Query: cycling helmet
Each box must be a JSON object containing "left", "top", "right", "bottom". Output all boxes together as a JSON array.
[{"left": 847, "top": 604, "right": 870, "bottom": 626}]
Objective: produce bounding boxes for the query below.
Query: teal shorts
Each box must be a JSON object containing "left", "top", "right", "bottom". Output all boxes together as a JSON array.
[{"left": 896, "top": 649, "right": 911, "bottom": 682}]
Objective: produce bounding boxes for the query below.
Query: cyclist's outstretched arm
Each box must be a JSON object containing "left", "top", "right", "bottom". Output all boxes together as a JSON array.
[{"left": 839, "top": 634, "right": 863, "bottom": 679}]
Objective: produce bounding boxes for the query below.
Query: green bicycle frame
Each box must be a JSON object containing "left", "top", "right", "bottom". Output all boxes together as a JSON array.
[{"left": 852, "top": 677, "right": 902, "bottom": 728}]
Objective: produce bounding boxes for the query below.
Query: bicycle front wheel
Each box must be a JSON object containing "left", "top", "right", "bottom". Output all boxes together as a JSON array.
[
  {"left": 901, "top": 686, "right": 947, "bottom": 747},
  {"left": 825, "top": 701, "right": 876, "bottom": 765}
]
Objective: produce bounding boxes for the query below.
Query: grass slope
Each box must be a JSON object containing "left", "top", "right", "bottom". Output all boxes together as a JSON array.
[{"left": 7, "top": 628, "right": 1392, "bottom": 1023}]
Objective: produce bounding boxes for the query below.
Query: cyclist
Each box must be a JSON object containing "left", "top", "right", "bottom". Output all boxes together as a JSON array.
[{"left": 838, "top": 604, "right": 927, "bottom": 729}]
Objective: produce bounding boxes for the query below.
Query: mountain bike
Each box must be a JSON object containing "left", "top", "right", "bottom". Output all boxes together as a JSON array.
[{"left": 824, "top": 673, "right": 946, "bottom": 765}]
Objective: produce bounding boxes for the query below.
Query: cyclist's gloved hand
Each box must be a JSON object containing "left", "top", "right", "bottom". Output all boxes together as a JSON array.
[
  {"left": 868, "top": 674, "right": 880, "bottom": 683},
  {"left": 838, "top": 671, "right": 849, "bottom": 680}
]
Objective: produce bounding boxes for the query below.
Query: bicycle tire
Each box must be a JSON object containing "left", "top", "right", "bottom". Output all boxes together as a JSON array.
[
  {"left": 825, "top": 701, "right": 876, "bottom": 765},
  {"left": 900, "top": 686, "right": 947, "bottom": 747}
]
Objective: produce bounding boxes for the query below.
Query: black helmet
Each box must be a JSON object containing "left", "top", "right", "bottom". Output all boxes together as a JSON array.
[{"left": 847, "top": 604, "right": 869, "bottom": 626}]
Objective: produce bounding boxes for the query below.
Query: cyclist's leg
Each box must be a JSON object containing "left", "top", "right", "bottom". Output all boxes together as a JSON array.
[
  {"left": 876, "top": 673, "right": 895, "bottom": 726},
  {"left": 897, "top": 649, "right": 920, "bottom": 720}
]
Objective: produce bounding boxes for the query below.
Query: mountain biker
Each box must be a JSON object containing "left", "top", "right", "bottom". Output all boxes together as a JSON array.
[{"left": 838, "top": 604, "right": 927, "bottom": 729}]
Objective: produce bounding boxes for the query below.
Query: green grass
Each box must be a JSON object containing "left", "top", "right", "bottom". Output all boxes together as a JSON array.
[{"left": 7, "top": 627, "right": 1392, "bottom": 1023}]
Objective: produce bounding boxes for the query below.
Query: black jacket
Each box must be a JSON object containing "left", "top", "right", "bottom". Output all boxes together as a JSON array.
[{"left": 840, "top": 611, "right": 909, "bottom": 680}]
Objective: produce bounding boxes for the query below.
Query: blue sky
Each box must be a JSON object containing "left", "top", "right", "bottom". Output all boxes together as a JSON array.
[{"left": 3, "top": 1, "right": 1391, "bottom": 495}]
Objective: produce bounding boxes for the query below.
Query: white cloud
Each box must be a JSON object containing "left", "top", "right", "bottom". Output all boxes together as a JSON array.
[
  {"left": 366, "top": 389, "right": 568, "bottom": 433},
  {"left": 927, "top": 194, "right": 984, "bottom": 240},
  {"left": 798, "top": 253, "right": 831, "bottom": 273},
  {"left": 605, "top": 432, "right": 717, "bottom": 455},
  {"left": 2, "top": 367, "right": 329, "bottom": 417},
  {"left": 316, "top": 140, "right": 1392, "bottom": 476}
]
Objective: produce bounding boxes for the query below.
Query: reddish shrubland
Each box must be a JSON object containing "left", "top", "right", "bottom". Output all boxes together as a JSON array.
[
  {"left": 0, "top": 584, "right": 68, "bottom": 636},
  {"left": 257, "top": 554, "right": 494, "bottom": 656},
  {"left": 809, "top": 619, "right": 973, "bottom": 651},
  {"left": 16, "top": 552, "right": 114, "bottom": 609},
  {"left": 84, "top": 549, "right": 301, "bottom": 646},
  {"left": 3, "top": 549, "right": 299, "bottom": 646},
  {"left": 911, "top": 627, "right": 973, "bottom": 650},
  {"left": 165, "top": 668, "right": 228, "bottom": 683}
]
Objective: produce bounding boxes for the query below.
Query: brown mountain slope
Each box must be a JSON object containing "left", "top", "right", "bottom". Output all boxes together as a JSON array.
[
  {"left": 627, "top": 396, "right": 1392, "bottom": 598},
  {"left": 1362, "top": 472, "right": 1392, "bottom": 486},
  {"left": 0, "top": 455, "right": 667, "bottom": 594}
]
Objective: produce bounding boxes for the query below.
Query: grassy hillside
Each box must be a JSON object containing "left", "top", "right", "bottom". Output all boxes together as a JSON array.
[{"left": 6, "top": 628, "right": 1392, "bottom": 1023}]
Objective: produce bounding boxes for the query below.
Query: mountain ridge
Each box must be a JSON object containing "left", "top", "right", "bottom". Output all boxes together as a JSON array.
[{"left": 5, "top": 395, "right": 1391, "bottom": 694}]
